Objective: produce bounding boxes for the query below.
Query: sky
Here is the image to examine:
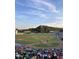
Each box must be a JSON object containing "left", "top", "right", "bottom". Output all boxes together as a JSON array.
[{"left": 15, "top": 0, "right": 63, "bottom": 29}]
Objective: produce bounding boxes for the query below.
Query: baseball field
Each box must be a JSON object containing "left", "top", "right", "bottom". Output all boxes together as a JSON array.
[{"left": 15, "top": 33, "right": 60, "bottom": 48}]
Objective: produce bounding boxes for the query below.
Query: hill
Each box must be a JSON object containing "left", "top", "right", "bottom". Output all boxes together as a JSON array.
[
  {"left": 16, "top": 25, "right": 63, "bottom": 33},
  {"left": 28, "top": 25, "right": 63, "bottom": 33}
]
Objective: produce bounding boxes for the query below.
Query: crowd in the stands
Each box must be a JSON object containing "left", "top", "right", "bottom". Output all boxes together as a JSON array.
[{"left": 15, "top": 44, "right": 63, "bottom": 59}]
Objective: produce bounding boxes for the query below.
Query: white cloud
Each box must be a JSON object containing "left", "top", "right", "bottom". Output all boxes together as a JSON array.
[
  {"left": 20, "top": 11, "right": 48, "bottom": 19},
  {"left": 57, "top": 16, "right": 63, "bottom": 20},
  {"left": 39, "top": 13, "right": 48, "bottom": 19},
  {"left": 40, "top": 15, "right": 63, "bottom": 28},
  {"left": 31, "top": 6, "right": 49, "bottom": 13},
  {"left": 16, "top": 24, "right": 38, "bottom": 29},
  {"left": 31, "top": 0, "right": 59, "bottom": 13},
  {"left": 32, "top": 12, "right": 48, "bottom": 19},
  {"left": 55, "top": 16, "right": 63, "bottom": 24},
  {"left": 44, "top": 23, "right": 63, "bottom": 28}
]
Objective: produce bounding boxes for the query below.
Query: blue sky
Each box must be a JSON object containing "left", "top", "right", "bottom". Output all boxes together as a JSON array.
[{"left": 16, "top": 0, "right": 63, "bottom": 29}]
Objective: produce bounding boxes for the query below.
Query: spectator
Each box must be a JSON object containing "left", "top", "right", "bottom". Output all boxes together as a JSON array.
[{"left": 15, "top": 44, "right": 63, "bottom": 59}]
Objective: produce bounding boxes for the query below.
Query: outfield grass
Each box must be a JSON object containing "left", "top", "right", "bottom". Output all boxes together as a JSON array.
[{"left": 15, "top": 33, "right": 59, "bottom": 48}]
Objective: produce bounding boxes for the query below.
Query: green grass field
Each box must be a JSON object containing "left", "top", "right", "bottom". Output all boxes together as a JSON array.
[{"left": 15, "top": 33, "right": 60, "bottom": 48}]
